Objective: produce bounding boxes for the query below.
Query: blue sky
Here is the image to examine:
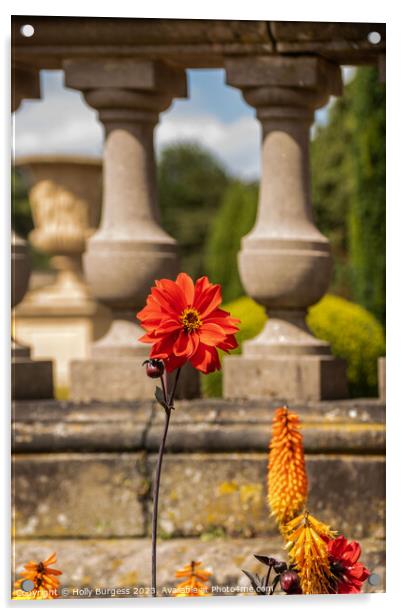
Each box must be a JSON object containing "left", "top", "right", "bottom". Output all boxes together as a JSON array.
[{"left": 13, "top": 67, "right": 353, "bottom": 180}]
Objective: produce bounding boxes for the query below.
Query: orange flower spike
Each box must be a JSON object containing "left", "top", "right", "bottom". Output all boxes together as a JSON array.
[
  {"left": 12, "top": 553, "right": 62, "bottom": 600},
  {"left": 267, "top": 406, "right": 308, "bottom": 527},
  {"left": 173, "top": 560, "right": 211, "bottom": 597},
  {"left": 283, "top": 511, "right": 337, "bottom": 594},
  {"left": 137, "top": 273, "right": 240, "bottom": 374}
]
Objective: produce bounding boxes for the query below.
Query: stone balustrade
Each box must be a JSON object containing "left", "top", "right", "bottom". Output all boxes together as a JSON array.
[
  {"left": 12, "top": 17, "right": 385, "bottom": 402},
  {"left": 11, "top": 17, "right": 386, "bottom": 596}
]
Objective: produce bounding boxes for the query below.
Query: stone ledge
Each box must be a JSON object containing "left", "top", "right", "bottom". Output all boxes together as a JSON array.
[
  {"left": 12, "top": 452, "right": 385, "bottom": 540},
  {"left": 12, "top": 398, "right": 385, "bottom": 454},
  {"left": 151, "top": 453, "right": 384, "bottom": 540},
  {"left": 13, "top": 537, "right": 385, "bottom": 596},
  {"left": 13, "top": 453, "right": 149, "bottom": 538}
]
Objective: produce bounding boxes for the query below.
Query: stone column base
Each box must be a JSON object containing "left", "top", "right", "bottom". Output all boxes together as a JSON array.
[
  {"left": 378, "top": 357, "right": 386, "bottom": 401},
  {"left": 12, "top": 359, "right": 54, "bottom": 400},
  {"left": 70, "top": 359, "right": 200, "bottom": 402},
  {"left": 223, "top": 355, "right": 348, "bottom": 401},
  {"left": 70, "top": 359, "right": 154, "bottom": 402}
]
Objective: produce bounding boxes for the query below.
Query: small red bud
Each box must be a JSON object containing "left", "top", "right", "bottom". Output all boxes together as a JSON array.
[
  {"left": 143, "top": 359, "right": 165, "bottom": 379},
  {"left": 280, "top": 570, "right": 302, "bottom": 594}
]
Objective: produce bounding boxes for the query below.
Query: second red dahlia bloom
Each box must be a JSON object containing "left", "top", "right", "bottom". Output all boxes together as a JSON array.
[
  {"left": 328, "top": 535, "right": 370, "bottom": 593},
  {"left": 137, "top": 273, "right": 240, "bottom": 374}
]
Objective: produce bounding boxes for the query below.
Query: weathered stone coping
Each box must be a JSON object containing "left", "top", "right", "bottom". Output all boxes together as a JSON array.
[
  {"left": 13, "top": 536, "right": 385, "bottom": 595},
  {"left": 12, "top": 398, "right": 385, "bottom": 454}
]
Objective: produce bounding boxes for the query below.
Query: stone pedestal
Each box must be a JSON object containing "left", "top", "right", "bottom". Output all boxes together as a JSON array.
[
  {"left": 64, "top": 59, "right": 187, "bottom": 401},
  {"left": 224, "top": 356, "right": 347, "bottom": 402},
  {"left": 223, "top": 56, "right": 348, "bottom": 401},
  {"left": 14, "top": 157, "right": 109, "bottom": 393}
]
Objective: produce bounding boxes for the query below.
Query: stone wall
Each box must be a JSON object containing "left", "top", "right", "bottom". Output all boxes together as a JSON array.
[{"left": 12, "top": 398, "right": 385, "bottom": 595}]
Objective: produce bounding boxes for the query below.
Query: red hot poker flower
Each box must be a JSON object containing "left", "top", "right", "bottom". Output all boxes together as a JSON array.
[
  {"left": 137, "top": 273, "right": 240, "bottom": 374},
  {"left": 327, "top": 535, "right": 370, "bottom": 593}
]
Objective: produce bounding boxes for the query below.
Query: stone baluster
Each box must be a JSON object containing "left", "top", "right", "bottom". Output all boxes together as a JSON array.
[
  {"left": 64, "top": 59, "right": 187, "bottom": 401},
  {"left": 12, "top": 64, "right": 54, "bottom": 399},
  {"left": 224, "top": 56, "right": 348, "bottom": 401}
]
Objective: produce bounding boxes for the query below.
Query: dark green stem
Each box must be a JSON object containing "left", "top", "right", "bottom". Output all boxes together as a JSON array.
[{"left": 151, "top": 367, "right": 181, "bottom": 597}]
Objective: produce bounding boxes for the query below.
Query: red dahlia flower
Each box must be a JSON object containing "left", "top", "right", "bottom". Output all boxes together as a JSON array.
[
  {"left": 327, "top": 535, "right": 370, "bottom": 593},
  {"left": 137, "top": 273, "right": 240, "bottom": 374}
]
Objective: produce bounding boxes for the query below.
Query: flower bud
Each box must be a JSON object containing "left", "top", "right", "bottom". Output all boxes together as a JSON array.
[
  {"left": 273, "top": 561, "right": 287, "bottom": 574},
  {"left": 280, "top": 570, "right": 302, "bottom": 594},
  {"left": 143, "top": 359, "right": 164, "bottom": 379}
]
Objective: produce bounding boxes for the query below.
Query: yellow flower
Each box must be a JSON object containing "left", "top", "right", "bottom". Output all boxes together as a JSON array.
[
  {"left": 174, "top": 560, "right": 211, "bottom": 597},
  {"left": 283, "top": 511, "right": 337, "bottom": 594},
  {"left": 267, "top": 406, "right": 308, "bottom": 527}
]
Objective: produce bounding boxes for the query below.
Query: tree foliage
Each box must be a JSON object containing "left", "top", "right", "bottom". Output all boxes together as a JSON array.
[
  {"left": 347, "top": 68, "right": 386, "bottom": 325},
  {"left": 311, "top": 67, "right": 385, "bottom": 324},
  {"left": 12, "top": 167, "right": 49, "bottom": 270},
  {"left": 205, "top": 181, "right": 258, "bottom": 302},
  {"left": 158, "top": 142, "right": 230, "bottom": 280}
]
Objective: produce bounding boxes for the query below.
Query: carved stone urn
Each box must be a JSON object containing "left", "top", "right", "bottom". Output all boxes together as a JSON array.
[
  {"left": 16, "top": 155, "right": 102, "bottom": 306},
  {"left": 14, "top": 156, "right": 109, "bottom": 391}
]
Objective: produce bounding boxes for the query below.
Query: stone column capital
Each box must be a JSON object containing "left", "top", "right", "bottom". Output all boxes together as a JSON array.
[
  {"left": 12, "top": 63, "right": 41, "bottom": 112},
  {"left": 225, "top": 55, "right": 342, "bottom": 121},
  {"left": 63, "top": 58, "right": 187, "bottom": 126}
]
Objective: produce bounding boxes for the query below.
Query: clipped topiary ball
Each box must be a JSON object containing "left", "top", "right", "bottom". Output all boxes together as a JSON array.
[
  {"left": 200, "top": 294, "right": 385, "bottom": 398},
  {"left": 307, "top": 294, "right": 385, "bottom": 396}
]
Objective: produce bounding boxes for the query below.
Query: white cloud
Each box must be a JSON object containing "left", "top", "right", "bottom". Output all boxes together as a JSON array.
[
  {"left": 13, "top": 70, "right": 261, "bottom": 178},
  {"left": 13, "top": 75, "right": 103, "bottom": 159},
  {"left": 157, "top": 112, "right": 260, "bottom": 179}
]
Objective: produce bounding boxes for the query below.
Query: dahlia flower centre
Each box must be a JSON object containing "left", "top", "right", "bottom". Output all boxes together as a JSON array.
[{"left": 180, "top": 307, "right": 202, "bottom": 333}]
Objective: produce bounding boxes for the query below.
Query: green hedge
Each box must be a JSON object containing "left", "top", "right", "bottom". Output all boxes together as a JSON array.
[
  {"left": 205, "top": 181, "right": 258, "bottom": 303},
  {"left": 200, "top": 294, "right": 385, "bottom": 398}
]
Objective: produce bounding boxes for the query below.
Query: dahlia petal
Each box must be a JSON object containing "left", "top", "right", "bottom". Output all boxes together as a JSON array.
[
  {"left": 176, "top": 272, "right": 195, "bottom": 305},
  {"left": 155, "top": 319, "right": 182, "bottom": 335},
  {"left": 196, "top": 284, "right": 223, "bottom": 318},
  {"left": 202, "top": 316, "right": 240, "bottom": 334},
  {"left": 199, "top": 322, "right": 227, "bottom": 346},
  {"left": 217, "top": 334, "right": 239, "bottom": 352},
  {"left": 193, "top": 276, "right": 212, "bottom": 307},
  {"left": 205, "top": 307, "right": 231, "bottom": 319},
  {"left": 204, "top": 308, "right": 241, "bottom": 325},
  {"left": 344, "top": 541, "right": 361, "bottom": 563},
  {"left": 164, "top": 354, "right": 188, "bottom": 373},
  {"left": 150, "top": 287, "right": 180, "bottom": 317},
  {"left": 328, "top": 535, "right": 348, "bottom": 559},
  {"left": 155, "top": 278, "right": 187, "bottom": 312},
  {"left": 173, "top": 330, "right": 189, "bottom": 356},
  {"left": 149, "top": 332, "right": 178, "bottom": 359},
  {"left": 138, "top": 306, "right": 165, "bottom": 319},
  {"left": 139, "top": 315, "right": 164, "bottom": 328},
  {"left": 190, "top": 343, "right": 221, "bottom": 374},
  {"left": 348, "top": 563, "right": 366, "bottom": 580},
  {"left": 138, "top": 332, "right": 160, "bottom": 343},
  {"left": 173, "top": 331, "right": 199, "bottom": 357}
]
